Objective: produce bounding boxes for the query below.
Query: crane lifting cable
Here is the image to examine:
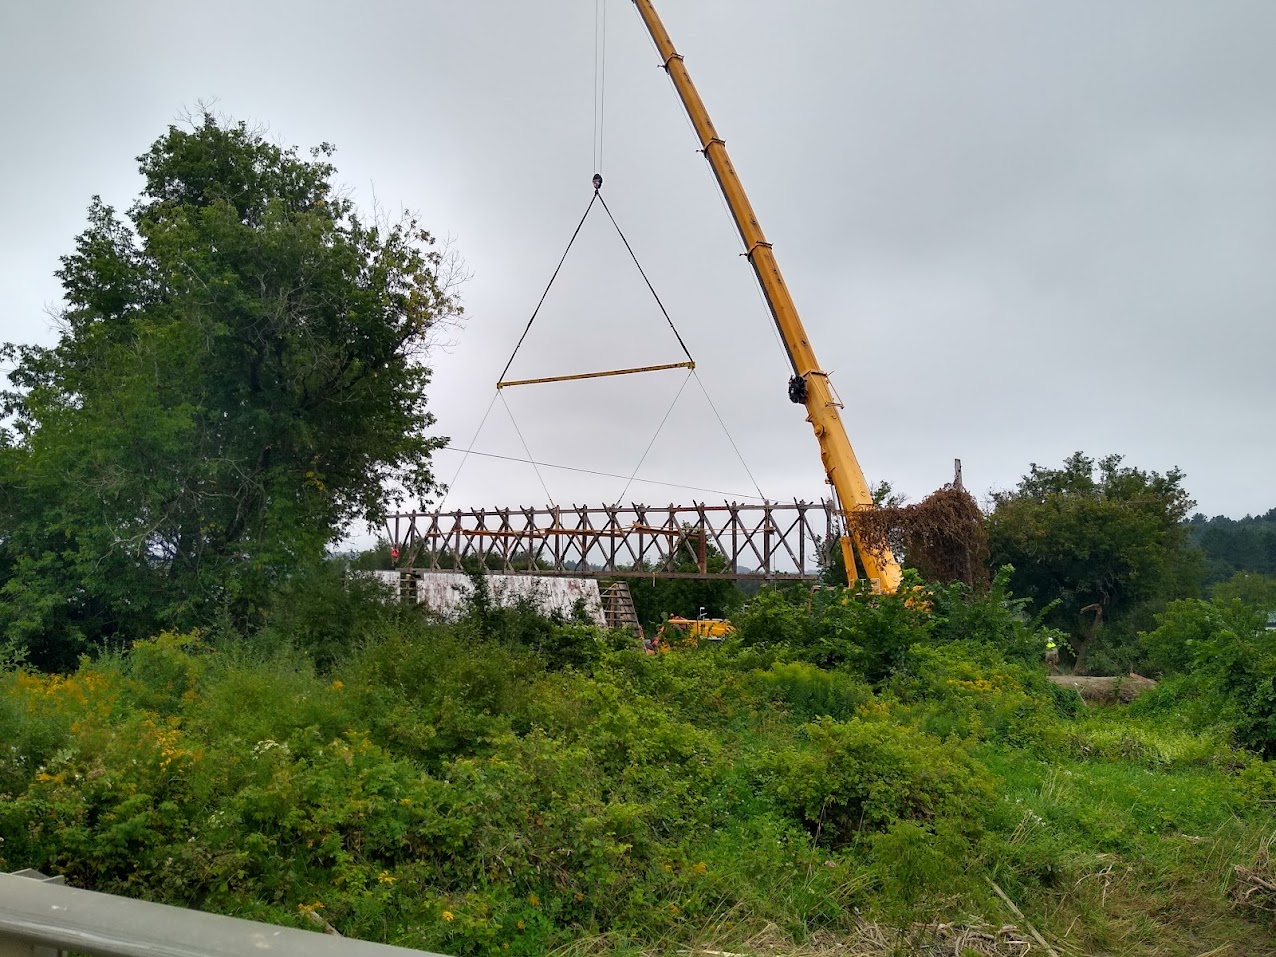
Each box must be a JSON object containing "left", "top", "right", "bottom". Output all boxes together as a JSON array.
[
  {"left": 496, "top": 175, "right": 695, "bottom": 390},
  {"left": 446, "top": 1, "right": 769, "bottom": 514}
]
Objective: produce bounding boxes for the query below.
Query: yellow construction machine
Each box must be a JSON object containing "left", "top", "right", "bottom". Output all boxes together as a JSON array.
[
  {"left": 648, "top": 615, "right": 736, "bottom": 653},
  {"left": 631, "top": 1, "right": 901, "bottom": 592}
]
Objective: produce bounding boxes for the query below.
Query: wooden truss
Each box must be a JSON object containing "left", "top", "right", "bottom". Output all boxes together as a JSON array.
[{"left": 385, "top": 501, "right": 837, "bottom": 580}]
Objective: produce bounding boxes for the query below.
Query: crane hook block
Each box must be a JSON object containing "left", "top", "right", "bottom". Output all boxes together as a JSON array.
[
  {"left": 592, "top": 173, "right": 603, "bottom": 191},
  {"left": 787, "top": 374, "right": 808, "bottom": 404}
]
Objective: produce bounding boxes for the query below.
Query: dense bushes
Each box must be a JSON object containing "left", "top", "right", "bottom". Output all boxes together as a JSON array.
[
  {"left": 733, "top": 581, "right": 930, "bottom": 680},
  {"left": 1, "top": 583, "right": 1273, "bottom": 955},
  {"left": 746, "top": 661, "right": 872, "bottom": 722},
  {"left": 764, "top": 716, "right": 994, "bottom": 846},
  {"left": 888, "top": 642, "right": 1074, "bottom": 749},
  {"left": 1136, "top": 598, "right": 1276, "bottom": 756}
]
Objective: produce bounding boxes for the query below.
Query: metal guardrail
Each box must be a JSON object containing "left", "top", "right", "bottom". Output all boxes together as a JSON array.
[{"left": 0, "top": 871, "right": 449, "bottom": 957}]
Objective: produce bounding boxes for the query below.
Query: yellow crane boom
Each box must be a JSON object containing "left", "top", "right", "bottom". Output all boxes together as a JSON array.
[{"left": 630, "top": 0, "right": 902, "bottom": 592}]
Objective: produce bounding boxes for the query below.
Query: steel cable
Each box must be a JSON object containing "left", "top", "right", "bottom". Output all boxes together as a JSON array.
[
  {"left": 497, "top": 192, "right": 600, "bottom": 384},
  {"left": 616, "top": 368, "right": 694, "bottom": 504}
]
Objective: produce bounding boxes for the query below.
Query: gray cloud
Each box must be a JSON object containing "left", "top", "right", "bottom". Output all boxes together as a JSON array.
[{"left": 3, "top": 1, "right": 1273, "bottom": 525}]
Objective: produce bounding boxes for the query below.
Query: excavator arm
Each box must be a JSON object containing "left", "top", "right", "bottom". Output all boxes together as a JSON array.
[{"left": 630, "top": 0, "right": 902, "bottom": 592}]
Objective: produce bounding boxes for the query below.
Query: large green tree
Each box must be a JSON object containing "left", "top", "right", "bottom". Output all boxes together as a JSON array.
[
  {"left": 986, "top": 452, "right": 1202, "bottom": 673},
  {"left": 1, "top": 114, "right": 460, "bottom": 667}
]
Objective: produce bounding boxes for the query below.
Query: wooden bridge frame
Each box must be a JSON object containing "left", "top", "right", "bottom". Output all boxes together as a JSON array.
[{"left": 385, "top": 501, "right": 838, "bottom": 581}]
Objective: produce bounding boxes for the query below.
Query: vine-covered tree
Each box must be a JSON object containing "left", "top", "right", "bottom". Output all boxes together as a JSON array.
[
  {"left": 986, "top": 452, "right": 1202, "bottom": 673},
  {"left": 0, "top": 113, "right": 461, "bottom": 667}
]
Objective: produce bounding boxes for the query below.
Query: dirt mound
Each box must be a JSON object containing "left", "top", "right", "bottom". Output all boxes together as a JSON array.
[{"left": 1048, "top": 673, "right": 1157, "bottom": 704}]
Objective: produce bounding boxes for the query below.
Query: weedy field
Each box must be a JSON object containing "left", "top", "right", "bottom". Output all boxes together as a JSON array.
[{"left": 2, "top": 580, "right": 1273, "bottom": 957}]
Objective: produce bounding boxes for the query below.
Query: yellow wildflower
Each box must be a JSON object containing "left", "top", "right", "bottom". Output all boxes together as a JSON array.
[{"left": 441, "top": 910, "right": 455, "bottom": 922}]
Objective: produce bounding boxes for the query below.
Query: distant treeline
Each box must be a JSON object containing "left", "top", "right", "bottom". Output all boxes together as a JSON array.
[{"left": 1187, "top": 508, "right": 1276, "bottom": 582}]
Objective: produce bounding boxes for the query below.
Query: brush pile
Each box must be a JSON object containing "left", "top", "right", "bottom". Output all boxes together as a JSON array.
[
  {"left": 850, "top": 483, "right": 990, "bottom": 590},
  {"left": 1233, "top": 831, "right": 1276, "bottom": 916}
]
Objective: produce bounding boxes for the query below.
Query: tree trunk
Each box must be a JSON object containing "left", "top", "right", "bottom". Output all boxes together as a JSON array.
[
  {"left": 1070, "top": 635, "right": 1091, "bottom": 675},
  {"left": 1074, "top": 603, "right": 1105, "bottom": 676}
]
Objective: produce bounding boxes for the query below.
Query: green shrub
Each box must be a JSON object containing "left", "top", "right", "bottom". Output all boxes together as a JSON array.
[
  {"left": 120, "top": 631, "right": 207, "bottom": 715},
  {"left": 593, "top": 639, "right": 757, "bottom": 730},
  {"left": 257, "top": 560, "right": 403, "bottom": 670},
  {"left": 887, "top": 642, "right": 1067, "bottom": 750},
  {"left": 178, "top": 654, "right": 348, "bottom": 756},
  {"left": 1139, "top": 598, "right": 1246, "bottom": 677},
  {"left": 746, "top": 661, "right": 873, "bottom": 721},
  {"left": 734, "top": 584, "right": 931, "bottom": 681},
  {"left": 762, "top": 716, "right": 995, "bottom": 847},
  {"left": 732, "top": 588, "right": 805, "bottom": 651},
  {"left": 453, "top": 574, "right": 610, "bottom": 670},
  {"left": 1138, "top": 599, "right": 1276, "bottom": 756},
  {"left": 4, "top": 586, "right": 1274, "bottom": 954},
  {"left": 869, "top": 820, "right": 978, "bottom": 913},
  {"left": 0, "top": 663, "right": 123, "bottom": 803},
  {"left": 346, "top": 626, "right": 545, "bottom": 765},
  {"left": 925, "top": 567, "right": 1055, "bottom": 667}
]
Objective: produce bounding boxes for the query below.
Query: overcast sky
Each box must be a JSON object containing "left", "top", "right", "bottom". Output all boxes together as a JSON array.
[{"left": 3, "top": 1, "right": 1274, "bottom": 529}]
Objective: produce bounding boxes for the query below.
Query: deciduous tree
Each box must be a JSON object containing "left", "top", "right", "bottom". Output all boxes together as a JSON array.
[
  {"left": 986, "top": 452, "right": 1201, "bottom": 673},
  {"left": 0, "top": 113, "right": 461, "bottom": 666}
]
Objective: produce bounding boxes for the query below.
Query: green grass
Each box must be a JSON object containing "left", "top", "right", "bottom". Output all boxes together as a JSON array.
[
  {"left": 1, "top": 618, "right": 1273, "bottom": 956},
  {"left": 980, "top": 712, "right": 1275, "bottom": 955}
]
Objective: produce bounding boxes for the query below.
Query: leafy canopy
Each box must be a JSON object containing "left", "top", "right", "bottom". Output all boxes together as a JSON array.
[
  {"left": 0, "top": 113, "right": 460, "bottom": 665},
  {"left": 986, "top": 452, "right": 1201, "bottom": 672},
  {"left": 1139, "top": 598, "right": 1276, "bottom": 756}
]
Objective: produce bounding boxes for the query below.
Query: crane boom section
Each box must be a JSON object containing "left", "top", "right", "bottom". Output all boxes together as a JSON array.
[{"left": 630, "top": 0, "right": 902, "bottom": 592}]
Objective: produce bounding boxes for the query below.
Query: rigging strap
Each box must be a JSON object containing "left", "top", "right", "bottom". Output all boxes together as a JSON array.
[
  {"left": 497, "top": 182, "right": 698, "bottom": 386},
  {"left": 437, "top": 389, "right": 500, "bottom": 511},
  {"left": 500, "top": 390, "right": 556, "bottom": 506},
  {"left": 692, "top": 371, "right": 766, "bottom": 503},
  {"left": 497, "top": 191, "right": 600, "bottom": 384},
  {"left": 617, "top": 368, "right": 694, "bottom": 504},
  {"left": 596, "top": 192, "right": 695, "bottom": 364}
]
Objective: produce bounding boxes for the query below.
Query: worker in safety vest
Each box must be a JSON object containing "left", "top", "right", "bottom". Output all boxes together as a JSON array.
[{"left": 1044, "top": 636, "right": 1060, "bottom": 674}]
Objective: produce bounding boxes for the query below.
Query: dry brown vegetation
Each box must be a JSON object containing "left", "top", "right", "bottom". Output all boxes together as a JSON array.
[{"left": 851, "top": 484, "right": 990, "bottom": 590}]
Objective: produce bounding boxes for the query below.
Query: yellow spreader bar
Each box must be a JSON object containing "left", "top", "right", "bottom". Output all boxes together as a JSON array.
[{"left": 498, "top": 360, "right": 694, "bottom": 389}]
